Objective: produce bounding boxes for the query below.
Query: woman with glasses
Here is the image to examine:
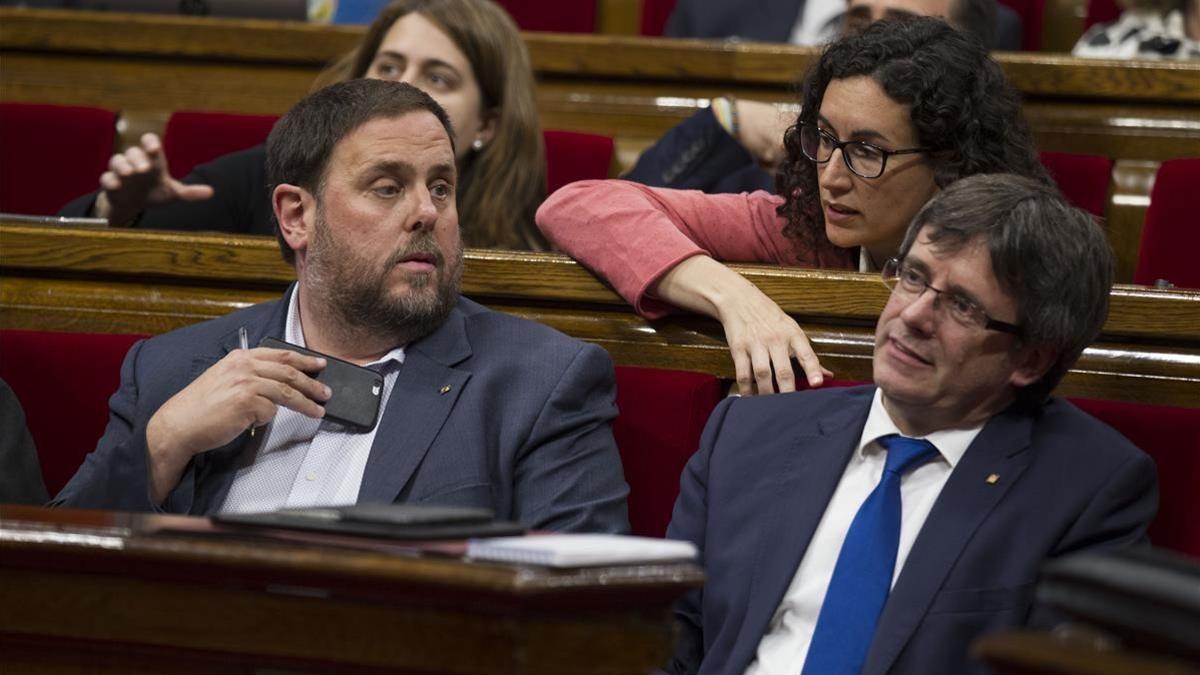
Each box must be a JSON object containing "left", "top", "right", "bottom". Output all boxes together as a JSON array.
[{"left": 536, "top": 17, "right": 1047, "bottom": 395}]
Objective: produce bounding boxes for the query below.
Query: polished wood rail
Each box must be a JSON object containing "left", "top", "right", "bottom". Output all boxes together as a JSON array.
[
  {"left": 0, "top": 505, "right": 703, "bottom": 674},
  {"left": 4, "top": 9, "right": 1199, "bottom": 282},
  {"left": 2, "top": 222, "right": 1197, "bottom": 407}
]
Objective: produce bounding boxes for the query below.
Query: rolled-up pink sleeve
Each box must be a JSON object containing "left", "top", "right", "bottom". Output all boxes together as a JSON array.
[{"left": 536, "top": 180, "right": 802, "bottom": 318}]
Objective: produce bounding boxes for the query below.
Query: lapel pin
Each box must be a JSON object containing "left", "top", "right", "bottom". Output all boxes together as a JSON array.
[
  {"left": 440, "top": 385, "right": 452, "bottom": 394},
  {"left": 986, "top": 473, "right": 1000, "bottom": 485}
]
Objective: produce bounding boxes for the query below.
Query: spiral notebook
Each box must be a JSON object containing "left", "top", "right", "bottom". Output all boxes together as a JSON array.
[{"left": 465, "top": 534, "right": 698, "bottom": 567}]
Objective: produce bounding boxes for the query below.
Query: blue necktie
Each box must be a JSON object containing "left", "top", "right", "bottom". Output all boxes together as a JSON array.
[{"left": 800, "top": 434, "right": 939, "bottom": 675}]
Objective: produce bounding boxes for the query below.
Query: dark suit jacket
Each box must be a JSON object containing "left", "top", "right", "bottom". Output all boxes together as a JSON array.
[
  {"left": 666, "top": 385, "right": 1157, "bottom": 674},
  {"left": 53, "top": 289, "right": 630, "bottom": 533},
  {"left": 59, "top": 145, "right": 274, "bottom": 235},
  {"left": 0, "top": 378, "right": 49, "bottom": 505},
  {"left": 664, "top": 0, "right": 1023, "bottom": 51},
  {"left": 624, "top": 107, "right": 774, "bottom": 195}
]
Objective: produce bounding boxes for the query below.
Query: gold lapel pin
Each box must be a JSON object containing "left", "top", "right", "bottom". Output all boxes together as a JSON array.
[
  {"left": 440, "top": 385, "right": 452, "bottom": 394},
  {"left": 986, "top": 473, "right": 1000, "bottom": 485}
]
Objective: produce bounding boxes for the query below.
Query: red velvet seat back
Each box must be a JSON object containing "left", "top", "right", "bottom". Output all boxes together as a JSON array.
[
  {"left": 0, "top": 330, "right": 146, "bottom": 496},
  {"left": 494, "top": 0, "right": 596, "bottom": 32},
  {"left": 997, "top": 0, "right": 1046, "bottom": 50},
  {"left": 1084, "top": 0, "right": 1121, "bottom": 30},
  {"left": 1040, "top": 151, "right": 1113, "bottom": 218},
  {"left": 543, "top": 129, "right": 615, "bottom": 196},
  {"left": 162, "top": 111, "right": 280, "bottom": 179},
  {"left": 641, "top": 0, "right": 679, "bottom": 35},
  {"left": 1070, "top": 398, "right": 1200, "bottom": 558},
  {"left": 614, "top": 366, "right": 722, "bottom": 537},
  {"left": 1134, "top": 158, "right": 1200, "bottom": 289},
  {"left": 0, "top": 102, "right": 116, "bottom": 216}
]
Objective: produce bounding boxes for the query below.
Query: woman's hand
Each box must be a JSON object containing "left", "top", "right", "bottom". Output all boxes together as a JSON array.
[
  {"left": 92, "top": 133, "right": 214, "bottom": 226},
  {"left": 654, "top": 255, "right": 831, "bottom": 395}
]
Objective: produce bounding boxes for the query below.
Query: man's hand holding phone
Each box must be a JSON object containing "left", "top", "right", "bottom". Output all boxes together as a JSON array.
[{"left": 145, "top": 345, "right": 329, "bottom": 504}]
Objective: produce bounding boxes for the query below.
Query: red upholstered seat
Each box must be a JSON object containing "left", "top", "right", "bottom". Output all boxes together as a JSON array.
[
  {"left": 1070, "top": 398, "right": 1200, "bottom": 558},
  {"left": 0, "top": 102, "right": 116, "bottom": 216},
  {"left": 997, "top": 0, "right": 1046, "bottom": 50},
  {"left": 162, "top": 111, "right": 280, "bottom": 179},
  {"left": 1134, "top": 158, "right": 1200, "bottom": 289},
  {"left": 1040, "top": 151, "right": 1112, "bottom": 218},
  {"left": 614, "top": 366, "right": 723, "bottom": 537},
  {"left": 543, "top": 129, "right": 615, "bottom": 196},
  {"left": 0, "top": 330, "right": 146, "bottom": 496},
  {"left": 494, "top": 0, "right": 596, "bottom": 32},
  {"left": 1083, "top": 0, "right": 1122, "bottom": 30},
  {"left": 641, "top": 0, "right": 678, "bottom": 35}
]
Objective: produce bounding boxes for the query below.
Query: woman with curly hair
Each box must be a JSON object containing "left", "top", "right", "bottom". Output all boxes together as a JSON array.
[
  {"left": 537, "top": 17, "right": 1048, "bottom": 395},
  {"left": 63, "top": 0, "right": 547, "bottom": 250}
]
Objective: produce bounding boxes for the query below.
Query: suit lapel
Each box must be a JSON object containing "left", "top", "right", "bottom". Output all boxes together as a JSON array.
[
  {"left": 185, "top": 291, "right": 292, "bottom": 514},
  {"left": 734, "top": 388, "right": 875, "bottom": 661},
  {"left": 356, "top": 306, "right": 472, "bottom": 503},
  {"left": 864, "top": 407, "right": 1036, "bottom": 674}
]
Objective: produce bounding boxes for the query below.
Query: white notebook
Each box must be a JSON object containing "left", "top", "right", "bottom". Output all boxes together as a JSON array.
[{"left": 465, "top": 534, "right": 698, "bottom": 567}]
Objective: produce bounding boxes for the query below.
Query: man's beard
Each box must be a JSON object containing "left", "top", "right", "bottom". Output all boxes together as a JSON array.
[{"left": 306, "top": 210, "right": 462, "bottom": 347}]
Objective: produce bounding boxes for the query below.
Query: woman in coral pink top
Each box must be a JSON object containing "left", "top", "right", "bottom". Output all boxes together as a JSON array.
[{"left": 537, "top": 18, "right": 1046, "bottom": 395}]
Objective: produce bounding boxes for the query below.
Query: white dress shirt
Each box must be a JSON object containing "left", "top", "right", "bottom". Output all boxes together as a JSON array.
[
  {"left": 745, "top": 388, "right": 984, "bottom": 675},
  {"left": 789, "top": 0, "right": 847, "bottom": 45},
  {"left": 219, "top": 290, "right": 405, "bottom": 513}
]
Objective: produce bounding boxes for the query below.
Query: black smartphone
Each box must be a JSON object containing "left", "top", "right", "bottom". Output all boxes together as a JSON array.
[{"left": 258, "top": 336, "right": 383, "bottom": 432}]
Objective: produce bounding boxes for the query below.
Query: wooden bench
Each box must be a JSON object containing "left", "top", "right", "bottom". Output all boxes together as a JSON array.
[
  {"left": 2, "top": 221, "right": 1197, "bottom": 405},
  {"left": 2, "top": 8, "right": 1199, "bottom": 281},
  {"left": 2, "top": 222, "right": 1197, "bottom": 553}
]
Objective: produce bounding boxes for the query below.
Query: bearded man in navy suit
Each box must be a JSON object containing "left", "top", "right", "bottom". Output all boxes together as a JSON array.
[
  {"left": 666, "top": 174, "right": 1157, "bottom": 674},
  {"left": 54, "top": 79, "right": 629, "bottom": 533}
]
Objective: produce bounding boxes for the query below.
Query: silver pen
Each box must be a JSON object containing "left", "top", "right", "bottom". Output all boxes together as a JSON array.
[{"left": 239, "top": 327, "right": 254, "bottom": 438}]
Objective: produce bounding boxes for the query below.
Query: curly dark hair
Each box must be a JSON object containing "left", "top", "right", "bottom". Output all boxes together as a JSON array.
[{"left": 776, "top": 17, "right": 1048, "bottom": 255}]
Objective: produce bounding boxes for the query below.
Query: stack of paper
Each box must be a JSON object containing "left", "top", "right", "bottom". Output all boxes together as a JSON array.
[{"left": 466, "top": 534, "right": 698, "bottom": 567}]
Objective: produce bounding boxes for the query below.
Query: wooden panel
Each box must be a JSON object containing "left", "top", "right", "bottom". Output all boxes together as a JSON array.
[
  {"left": 0, "top": 505, "right": 702, "bottom": 674},
  {"left": 4, "top": 9, "right": 1198, "bottom": 122},
  {"left": 2, "top": 222, "right": 1197, "bottom": 407},
  {"left": 4, "top": 9, "right": 1199, "bottom": 102}
]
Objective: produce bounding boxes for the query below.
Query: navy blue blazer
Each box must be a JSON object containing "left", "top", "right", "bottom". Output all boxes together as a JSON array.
[
  {"left": 54, "top": 289, "right": 630, "bottom": 534},
  {"left": 624, "top": 107, "right": 774, "bottom": 195},
  {"left": 666, "top": 385, "right": 1157, "bottom": 674}
]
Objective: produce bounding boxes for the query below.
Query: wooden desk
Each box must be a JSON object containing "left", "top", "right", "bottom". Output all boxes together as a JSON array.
[
  {"left": 2, "top": 222, "right": 1197, "bottom": 408},
  {"left": 0, "top": 505, "right": 703, "bottom": 674},
  {"left": 973, "top": 630, "right": 1200, "bottom": 675},
  {"left": 4, "top": 9, "right": 1199, "bottom": 280}
]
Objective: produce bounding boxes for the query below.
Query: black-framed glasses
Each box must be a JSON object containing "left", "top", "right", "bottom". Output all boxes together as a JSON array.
[
  {"left": 881, "top": 258, "right": 1022, "bottom": 335},
  {"left": 797, "top": 122, "right": 930, "bottom": 179}
]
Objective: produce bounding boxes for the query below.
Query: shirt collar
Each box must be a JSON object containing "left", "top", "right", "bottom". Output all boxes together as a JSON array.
[
  {"left": 857, "top": 388, "right": 984, "bottom": 468},
  {"left": 858, "top": 248, "right": 872, "bottom": 274},
  {"left": 858, "top": 248, "right": 885, "bottom": 274},
  {"left": 284, "top": 287, "right": 406, "bottom": 369}
]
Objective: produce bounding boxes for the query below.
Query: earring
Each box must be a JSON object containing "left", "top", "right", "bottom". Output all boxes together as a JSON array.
[{"left": 472, "top": 139, "right": 484, "bottom": 151}]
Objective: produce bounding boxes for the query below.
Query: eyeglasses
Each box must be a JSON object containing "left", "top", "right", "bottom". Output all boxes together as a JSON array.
[
  {"left": 881, "top": 258, "right": 1022, "bottom": 335},
  {"left": 797, "top": 122, "right": 930, "bottom": 179}
]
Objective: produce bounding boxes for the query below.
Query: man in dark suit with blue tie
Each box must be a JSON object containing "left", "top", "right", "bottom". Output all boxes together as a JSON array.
[
  {"left": 54, "top": 79, "right": 629, "bottom": 533},
  {"left": 665, "top": 174, "right": 1158, "bottom": 674}
]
